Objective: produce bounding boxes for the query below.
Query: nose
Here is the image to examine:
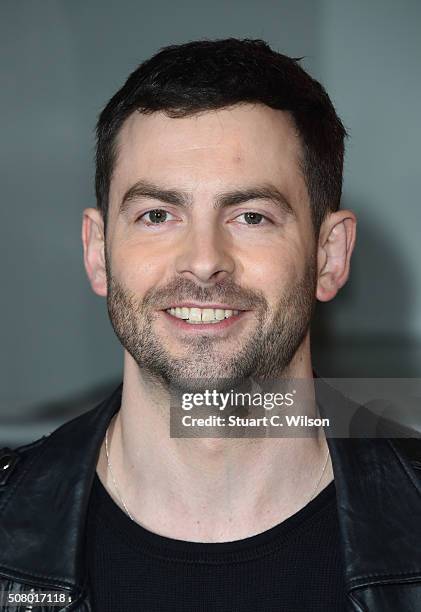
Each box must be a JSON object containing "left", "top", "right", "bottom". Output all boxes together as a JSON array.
[{"left": 174, "top": 223, "right": 235, "bottom": 284}]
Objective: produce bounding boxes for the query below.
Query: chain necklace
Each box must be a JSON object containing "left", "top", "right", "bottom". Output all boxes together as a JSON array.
[
  {"left": 307, "top": 445, "right": 330, "bottom": 503},
  {"left": 105, "top": 415, "right": 135, "bottom": 521},
  {"left": 104, "top": 415, "right": 331, "bottom": 524}
]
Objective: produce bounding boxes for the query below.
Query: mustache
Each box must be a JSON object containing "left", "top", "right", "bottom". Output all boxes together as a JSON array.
[{"left": 136, "top": 277, "right": 268, "bottom": 312}]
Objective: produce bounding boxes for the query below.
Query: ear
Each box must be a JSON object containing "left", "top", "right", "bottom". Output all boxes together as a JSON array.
[
  {"left": 316, "top": 210, "right": 357, "bottom": 302},
  {"left": 82, "top": 208, "right": 107, "bottom": 297}
]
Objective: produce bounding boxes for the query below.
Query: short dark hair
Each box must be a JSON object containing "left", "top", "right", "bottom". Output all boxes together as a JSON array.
[{"left": 95, "top": 38, "right": 347, "bottom": 233}]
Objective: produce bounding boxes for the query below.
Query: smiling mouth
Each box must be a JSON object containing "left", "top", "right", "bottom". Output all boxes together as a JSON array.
[{"left": 165, "top": 306, "right": 241, "bottom": 325}]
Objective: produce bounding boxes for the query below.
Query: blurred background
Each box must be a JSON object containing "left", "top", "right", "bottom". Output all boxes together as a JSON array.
[{"left": 1, "top": 0, "right": 420, "bottom": 446}]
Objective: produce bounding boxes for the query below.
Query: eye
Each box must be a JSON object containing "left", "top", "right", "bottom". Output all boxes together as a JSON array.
[
  {"left": 137, "top": 209, "right": 176, "bottom": 225},
  {"left": 236, "top": 212, "right": 268, "bottom": 225}
]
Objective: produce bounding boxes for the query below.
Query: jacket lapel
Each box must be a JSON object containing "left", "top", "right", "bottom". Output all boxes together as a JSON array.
[{"left": 316, "top": 378, "right": 421, "bottom": 608}]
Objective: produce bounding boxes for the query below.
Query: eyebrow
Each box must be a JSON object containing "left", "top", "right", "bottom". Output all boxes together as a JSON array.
[{"left": 119, "top": 180, "right": 295, "bottom": 217}]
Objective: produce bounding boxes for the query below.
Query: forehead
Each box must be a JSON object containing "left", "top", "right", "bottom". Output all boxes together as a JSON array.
[{"left": 109, "top": 104, "right": 306, "bottom": 210}]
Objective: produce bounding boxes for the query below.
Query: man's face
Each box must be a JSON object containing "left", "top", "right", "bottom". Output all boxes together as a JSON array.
[{"left": 104, "top": 104, "right": 317, "bottom": 390}]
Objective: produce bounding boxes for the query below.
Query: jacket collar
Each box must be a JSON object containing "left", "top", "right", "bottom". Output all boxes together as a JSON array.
[{"left": 1, "top": 379, "right": 420, "bottom": 597}]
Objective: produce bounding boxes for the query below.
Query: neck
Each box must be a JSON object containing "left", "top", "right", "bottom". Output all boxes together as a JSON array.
[{"left": 97, "top": 334, "right": 333, "bottom": 542}]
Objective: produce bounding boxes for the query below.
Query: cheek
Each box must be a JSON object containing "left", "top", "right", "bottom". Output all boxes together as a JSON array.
[
  {"left": 241, "top": 241, "right": 311, "bottom": 322},
  {"left": 109, "top": 240, "right": 164, "bottom": 292},
  {"left": 240, "top": 240, "right": 303, "bottom": 296}
]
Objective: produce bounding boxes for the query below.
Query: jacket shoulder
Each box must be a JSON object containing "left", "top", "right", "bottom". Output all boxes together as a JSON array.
[
  {"left": 0, "top": 433, "right": 51, "bottom": 490},
  {"left": 0, "top": 398, "right": 108, "bottom": 491},
  {"left": 393, "top": 437, "right": 421, "bottom": 470},
  {"left": 0, "top": 384, "right": 122, "bottom": 495}
]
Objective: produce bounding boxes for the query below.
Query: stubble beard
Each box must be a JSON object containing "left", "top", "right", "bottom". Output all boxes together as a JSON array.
[{"left": 106, "top": 255, "right": 317, "bottom": 394}]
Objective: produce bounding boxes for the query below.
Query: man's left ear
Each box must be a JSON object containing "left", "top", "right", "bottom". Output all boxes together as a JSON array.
[{"left": 316, "top": 210, "right": 357, "bottom": 302}]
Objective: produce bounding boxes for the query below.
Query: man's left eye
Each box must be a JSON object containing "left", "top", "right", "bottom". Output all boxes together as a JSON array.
[{"left": 236, "top": 212, "right": 267, "bottom": 225}]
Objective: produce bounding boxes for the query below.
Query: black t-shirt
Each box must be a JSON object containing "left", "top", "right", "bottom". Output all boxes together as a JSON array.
[{"left": 85, "top": 474, "right": 347, "bottom": 611}]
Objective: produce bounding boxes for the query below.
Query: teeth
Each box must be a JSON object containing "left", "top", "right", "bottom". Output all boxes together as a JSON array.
[
  {"left": 189, "top": 308, "right": 202, "bottom": 322},
  {"left": 167, "top": 307, "right": 240, "bottom": 323}
]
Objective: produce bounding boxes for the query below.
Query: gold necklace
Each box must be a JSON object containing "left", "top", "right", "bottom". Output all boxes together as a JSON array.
[{"left": 105, "top": 415, "right": 135, "bottom": 521}]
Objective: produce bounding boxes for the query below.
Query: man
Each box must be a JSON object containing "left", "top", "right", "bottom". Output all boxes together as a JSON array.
[{"left": 0, "top": 39, "right": 420, "bottom": 612}]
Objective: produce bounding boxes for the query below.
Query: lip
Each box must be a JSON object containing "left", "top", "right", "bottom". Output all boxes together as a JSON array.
[
  {"left": 163, "top": 303, "right": 245, "bottom": 310},
  {"left": 160, "top": 309, "right": 249, "bottom": 333}
]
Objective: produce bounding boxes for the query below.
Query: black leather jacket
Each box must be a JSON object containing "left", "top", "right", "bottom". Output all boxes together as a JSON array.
[{"left": 1, "top": 380, "right": 421, "bottom": 611}]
